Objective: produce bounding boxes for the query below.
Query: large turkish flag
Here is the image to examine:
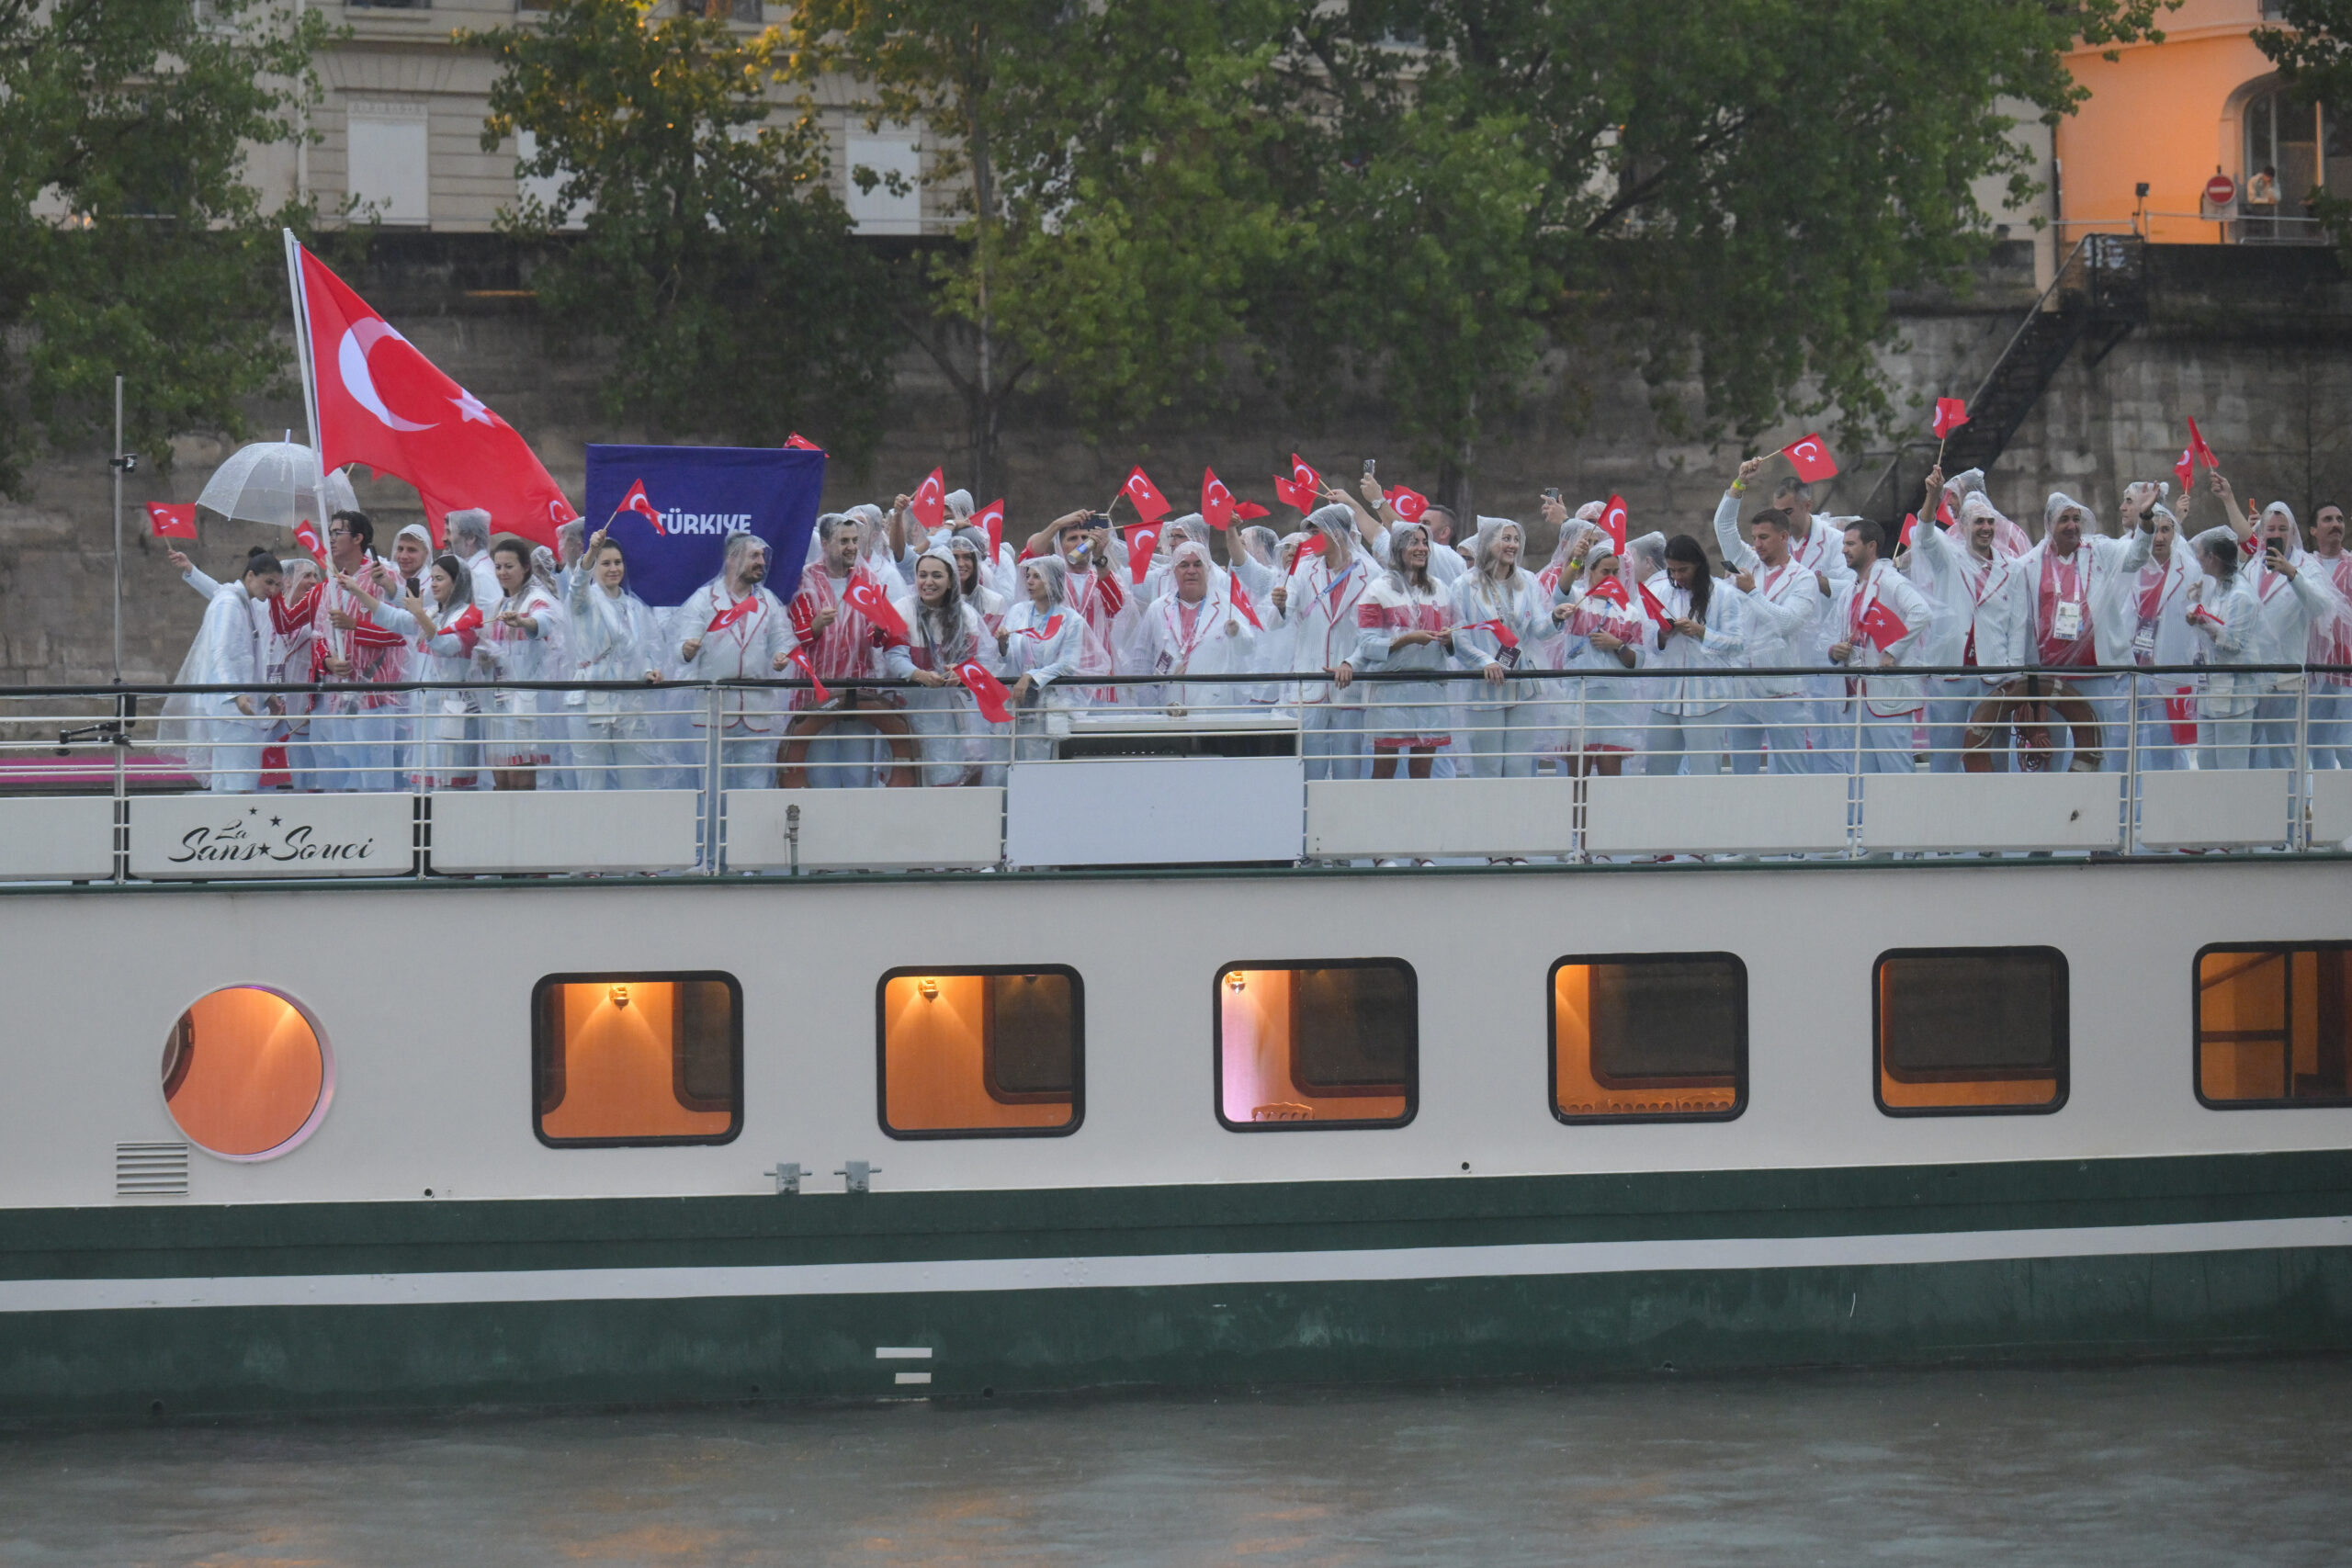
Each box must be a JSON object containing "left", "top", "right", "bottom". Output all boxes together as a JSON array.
[{"left": 293, "top": 238, "right": 576, "bottom": 546}]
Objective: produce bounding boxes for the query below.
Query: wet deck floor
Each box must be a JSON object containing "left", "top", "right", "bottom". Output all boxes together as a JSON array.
[{"left": 2, "top": 1358, "right": 2343, "bottom": 1566}]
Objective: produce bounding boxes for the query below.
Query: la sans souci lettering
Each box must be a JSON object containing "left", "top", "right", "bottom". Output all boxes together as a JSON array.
[
  {"left": 653, "top": 512, "right": 753, "bottom": 536},
  {"left": 170, "top": 818, "right": 380, "bottom": 865}
]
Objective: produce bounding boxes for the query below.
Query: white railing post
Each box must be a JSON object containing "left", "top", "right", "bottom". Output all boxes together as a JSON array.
[
  {"left": 2124, "top": 669, "right": 2140, "bottom": 855},
  {"left": 704, "top": 683, "right": 725, "bottom": 875},
  {"left": 2295, "top": 675, "right": 2313, "bottom": 851}
]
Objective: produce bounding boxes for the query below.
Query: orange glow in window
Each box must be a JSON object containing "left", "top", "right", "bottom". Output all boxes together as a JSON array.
[
  {"left": 536, "top": 978, "right": 737, "bottom": 1144},
  {"left": 162, "top": 987, "right": 327, "bottom": 1157},
  {"left": 880, "top": 973, "right": 1077, "bottom": 1134}
]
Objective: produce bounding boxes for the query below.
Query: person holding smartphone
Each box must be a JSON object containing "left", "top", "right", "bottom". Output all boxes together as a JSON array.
[{"left": 2208, "top": 474, "right": 2340, "bottom": 770}]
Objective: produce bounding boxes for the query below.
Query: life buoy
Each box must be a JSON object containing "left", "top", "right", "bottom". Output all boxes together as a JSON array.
[{"left": 1962, "top": 674, "right": 2103, "bottom": 773}]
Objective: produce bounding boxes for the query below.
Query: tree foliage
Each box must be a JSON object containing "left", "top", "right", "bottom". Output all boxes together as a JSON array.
[
  {"left": 465, "top": 0, "right": 899, "bottom": 468},
  {"left": 1266, "top": 0, "right": 2171, "bottom": 495},
  {"left": 0, "top": 0, "right": 331, "bottom": 493},
  {"left": 782, "top": 0, "right": 1303, "bottom": 491},
  {"left": 779, "top": 0, "right": 2167, "bottom": 502}
]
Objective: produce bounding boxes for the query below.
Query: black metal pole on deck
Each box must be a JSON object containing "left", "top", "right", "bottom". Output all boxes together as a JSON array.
[{"left": 110, "top": 375, "right": 124, "bottom": 681}]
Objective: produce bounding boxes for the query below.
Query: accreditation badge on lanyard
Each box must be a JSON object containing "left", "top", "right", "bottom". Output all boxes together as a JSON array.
[
  {"left": 2053, "top": 596, "right": 2085, "bottom": 643},
  {"left": 2050, "top": 556, "right": 2086, "bottom": 642}
]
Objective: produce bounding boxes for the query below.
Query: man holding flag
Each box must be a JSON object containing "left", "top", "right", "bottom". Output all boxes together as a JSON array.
[
  {"left": 1718, "top": 456, "right": 1853, "bottom": 773},
  {"left": 1826, "top": 518, "right": 1932, "bottom": 776},
  {"left": 672, "top": 531, "right": 797, "bottom": 794},
  {"left": 778, "top": 513, "right": 920, "bottom": 788}
]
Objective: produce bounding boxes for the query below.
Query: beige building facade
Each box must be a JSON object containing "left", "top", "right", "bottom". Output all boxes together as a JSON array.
[{"left": 239, "top": 0, "right": 935, "bottom": 237}]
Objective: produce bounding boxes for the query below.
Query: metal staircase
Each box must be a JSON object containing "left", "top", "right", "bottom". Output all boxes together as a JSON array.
[{"left": 1860, "top": 233, "right": 2148, "bottom": 523}]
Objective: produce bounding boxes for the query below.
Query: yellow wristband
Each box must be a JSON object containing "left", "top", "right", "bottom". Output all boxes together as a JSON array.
[{"left": 1729, "top": 480, "right": 1747, "bottom": 495}]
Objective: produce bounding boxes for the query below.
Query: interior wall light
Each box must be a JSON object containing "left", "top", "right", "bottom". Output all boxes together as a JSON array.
[
  {"left": 1226, "top": 972, "right": 1247, "bottom": 993},
  {"left": 609, "top": 984, "right": 631, "bottom": 1009},
  {"left": 919, "top": 977, "right": 940, "bottom": 1001}
]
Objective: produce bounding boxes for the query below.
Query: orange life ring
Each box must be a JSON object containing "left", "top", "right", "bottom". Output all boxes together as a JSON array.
[{"left": 1962, "top": 675, "right": 2103, "bottom": 773}]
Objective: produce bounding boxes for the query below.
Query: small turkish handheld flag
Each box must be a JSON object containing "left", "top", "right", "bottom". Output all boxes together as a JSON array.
[
  {"left": 1385, "top": 485, "right": 1430, "bottom": 523},
  {"left": 2187, "top": 416, "right": 2220, "bottom": 468},
  {"left": 1202, "top": 468, "right": 1237, "bottom": 530},
  {"left": 1121, "top": 466, "right": 1172, "bottom": 523},
  {"left": 1931, "top": 398, "right": 1970, "bottom": 440},
  {"left": 293, "top": 517, "right": 327, "bottom": 564},
  {"left": 2175, "top": 446, "right": 2195, "bottom": 494},
  {"left": 1781, "top": 434, "right": 1839, "bottom": 482},
  {"left": 956, "top": 658, "right": 1014, "bottom": 724},
  {"left": 1226, "top": 572, "right": 1262, "bottom": 630},
  {"left": 1858, "top": 599, "right": 1909, "bottom": 652},
  {"left": 1587, "top": 576, "right": 1631, "bottom": 609},
  {"left": 787, "top": 647, "right": 831, "bottom": 705},
  {"left": 970, "top": 498, "right": 1006, "bottom": 557},
  {"left": 1126, "top": 522, "right": 1165, "bottom": 584},
  {"left": 1234, "top": 501, "right": 1271, "bottom": 521},
  {"left": 707, "top": 594, "right": 760, "bottom": 634},
  {"left": 2165, "top": 686, "right": 2198, "bottom": 746},
  {"left": 1461, "top": 617, "right": 1521, "bottom": 649},
  {"left": 844, "top": 574, "right": 910, "bottom": 642},
  {"left": 1600, "top": 494, "right": 1629, "bottom": 556},
  {"left": 616, "top": 479, "right": 662, "bottom": 532},
  {"left": 1936, "top": 494, "right": 1956, "bottom": 526},
  {"left": 293, "top": 238, "right": 575, "bottom": 547},
  {"left": 1899, "top": 513, "right": 1919, "bottom": 547},
  {"left": 1272, "top": 454, "right": 1321, "bottom": 511},
  {"left": 1636, "top": 580, "right": 1670, "bottom": 626},
  {"left": 909, "top": 468, "right": 946, "bottom": 532},
  {"left": 784, "top": 432, "right": 824, "bottom": 451},
  {"left": 145, "top": 502, "right": 198, "bottom": 539}
]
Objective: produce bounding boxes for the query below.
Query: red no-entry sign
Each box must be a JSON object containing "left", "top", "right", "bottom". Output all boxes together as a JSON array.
[{"left": 2207, "top": 173, "right": 2238, "bottom": 207}]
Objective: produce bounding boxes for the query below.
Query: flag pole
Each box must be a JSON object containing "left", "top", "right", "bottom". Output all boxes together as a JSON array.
[
  {"left": 283, "top": 230, "right": 324, "bottom": 508},
  {"left": 110, "top": 373, "right": 124, "bottom": 682}
]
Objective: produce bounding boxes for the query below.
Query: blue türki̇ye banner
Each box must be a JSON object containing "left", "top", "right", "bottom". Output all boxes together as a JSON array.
[{"left": 582, "top": 443, "right": 826, "bottom": 608}]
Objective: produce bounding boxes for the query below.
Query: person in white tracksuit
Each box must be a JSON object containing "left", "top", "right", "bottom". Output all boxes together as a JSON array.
[
  {"left": 565, "top": 527, "right": 669, "bottom": 790},
  {"left": 1899, "top": 468, "right": 2021, "bottom": 773},
  {"left": 1713, "top": 488, "right": 1825, "bottom": 776},
  {"left": 1636, "top": 534, "right": 1744, "bottom": 776},
  {"left": 1825, "top": 519, "right": 1934, "bottom": 775},
  {"left": 996, "top": 555, "right": 1099, "bottom": 764},
  {"left": 1135, "top": 541, "right": 1258, "bottom": 716},
  {"left": 163, "top": 547, "right": 285, "bottom": 793},
  {"left": 1277, "top": 502, "right": 1384, "bottom": 781},
  {"left": 1449, "top": 520, "right": 1555, "bottom": 778},
  {"left": 888, "top": 546, "right": 1000, "bottom": 785},
  {"left": 1351, "top": 521, "right": 1457, "bottom": 780},
  {"left": 2186, "top": 525, "right": 2267, "bottom": 770}
]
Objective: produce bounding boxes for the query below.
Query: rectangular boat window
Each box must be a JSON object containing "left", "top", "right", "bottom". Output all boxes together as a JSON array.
[
  {"left": 2196, "top": 943, "right": 2352, "bottom": 1108},
  {"left": 878, "top": 968, "right": 1081, "bottom": 1137},
  {"left": 533, "top": 973, "right": 741, "bottom": 1146},
  {"left": 1553, "top": 954, "right": 1746, "bottom": 1122},
  {"left": 1875, "top": 948, "right": 2067, "bottom": 1115},
  {"left": 1216, "top": 960, "right": 1416, "bottom": 1130}
]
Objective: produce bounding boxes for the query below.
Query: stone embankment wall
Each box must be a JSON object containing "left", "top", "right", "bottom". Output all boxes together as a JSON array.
[{"left": 2, "top": 238, "right": 2346, "bottom": 683}]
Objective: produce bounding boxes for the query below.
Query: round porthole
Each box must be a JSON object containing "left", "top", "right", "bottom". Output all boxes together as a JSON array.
[{"left": 161, "top": 987, "right": 334, "bottom": 1160}]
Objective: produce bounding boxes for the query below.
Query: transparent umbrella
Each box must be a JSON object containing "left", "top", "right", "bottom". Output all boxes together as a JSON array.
[{"left": 194, "top": 438, "right": 359, "bottom": 536}]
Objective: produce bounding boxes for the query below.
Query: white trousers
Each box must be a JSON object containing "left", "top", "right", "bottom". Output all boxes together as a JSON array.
[{"left": 1724, "top": 695, "right": 1807, "bottom": 776}]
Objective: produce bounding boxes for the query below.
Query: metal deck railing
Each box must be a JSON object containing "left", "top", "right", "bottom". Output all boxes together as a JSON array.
[{"left": 0, "top": 663, "right": 2343, "bottom": 879}]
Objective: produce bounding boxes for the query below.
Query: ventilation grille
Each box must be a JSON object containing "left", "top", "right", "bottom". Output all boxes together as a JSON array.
[{"left": 117, "top": 1142, "right": 189, "bottom": 1198}]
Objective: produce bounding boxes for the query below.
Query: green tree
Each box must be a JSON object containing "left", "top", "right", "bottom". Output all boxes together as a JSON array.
[
  {"left": 782, "top": 0, "right": 1301, "bottom": 493},
  {"left": 465, "top": 0, "right": 900, "bottom": 468},
  {"left": 0, "top": 0, "right": 332, "bottom": 493},
  {"left": 1266, "top": 0, "right": 2171, "bottom": 506}
]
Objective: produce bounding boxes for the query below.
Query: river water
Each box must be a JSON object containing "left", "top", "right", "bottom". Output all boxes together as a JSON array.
[{"left": 2, "top": 1357, "right": 2341, "bottom": 1566}]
